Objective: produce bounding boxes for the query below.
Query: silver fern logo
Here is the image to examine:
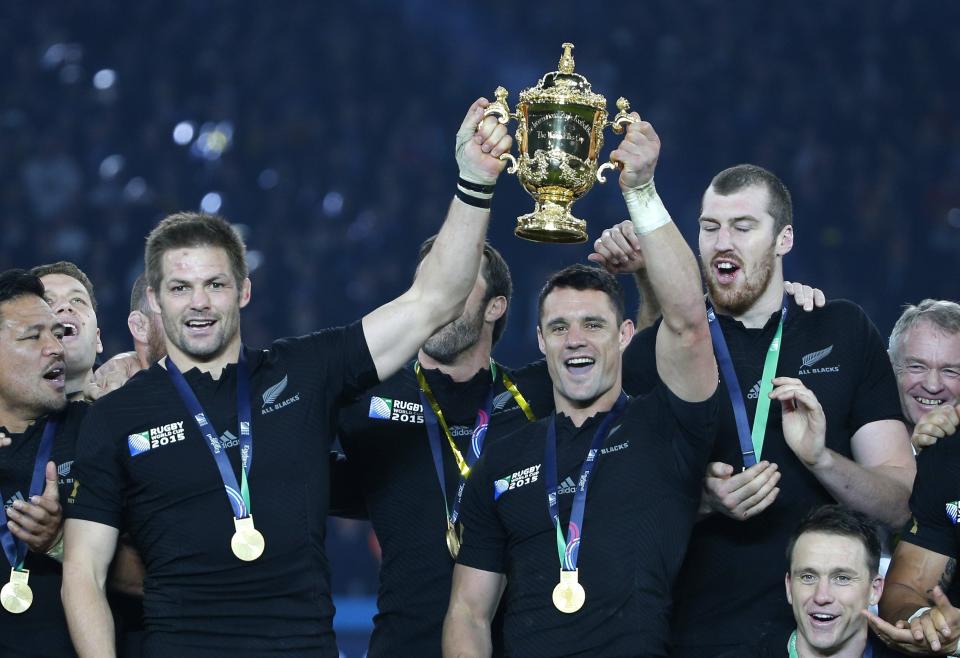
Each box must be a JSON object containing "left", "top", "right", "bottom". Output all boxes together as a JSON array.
[
  {"left": 261, "top": 374, "right": 300, "bottom": 415},
  {"left": 262, "top": 375, "right": 288, "bottom": 406},
  {"left": 802, "top": 346, "right": 833, "bottom": 368}
]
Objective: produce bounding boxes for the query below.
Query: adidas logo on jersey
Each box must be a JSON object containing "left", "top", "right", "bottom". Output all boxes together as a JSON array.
[
  {"left": 747, "top": 381, "right": 761, "bottom": 400},
  {"left": 557, "top": 476, "right": 577, "bottom": 495}
]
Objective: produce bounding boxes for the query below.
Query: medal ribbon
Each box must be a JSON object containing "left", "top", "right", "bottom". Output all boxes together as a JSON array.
[
  {"left": 543, "top": 393, "right": 627, "bottom": 571},
  {"left": 416, "top": 360, "right": 535, "bottom": 526},
  {"left": 787, "top": 630, "right": 872, "bottom": 658},
  {"left": 0, "top": 419, "right": 58, "bottom": 571},
  {"left": 707, "top": 301, "right": 787, "bottom": 467},
  {"left": 165, "top": 351, "right": 253, "bottom": 519}
]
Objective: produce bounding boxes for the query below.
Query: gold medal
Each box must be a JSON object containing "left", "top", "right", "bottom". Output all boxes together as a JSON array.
[
  {"left": 0, "top": 569, "right": 32, "bottom": 614},
  {"left": 230, "top": 515, "right": 265, "bottom": 561},
  {"left": 551, "top": 568, "right": 585, "bottom": 614},
  {"left": 445, "top": 521, "right": 462, "bottom": 559}
]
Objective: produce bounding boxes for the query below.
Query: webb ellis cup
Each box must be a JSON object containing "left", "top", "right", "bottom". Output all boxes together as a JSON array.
[{"left": 484, "top": 42, "right": 636, "bottom": 243}]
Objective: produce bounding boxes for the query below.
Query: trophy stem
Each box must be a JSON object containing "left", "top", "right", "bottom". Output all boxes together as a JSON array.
[{"left": 515, "top": 187, "right": 588, "bottom": 244}]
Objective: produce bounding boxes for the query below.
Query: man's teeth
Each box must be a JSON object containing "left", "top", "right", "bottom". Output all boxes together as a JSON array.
[
  {"left": 916, "top": 397, "right": 944, "bottom": 406},
  {"left": 565, "top": 357, "right": 594, "bottom": 367},
  {"left": 186, "top": 320, "right": 214, "bottom": 327},
  {"left": 43, "top": 367, "right": 64, "bottom": 380},
  {"left": 811, "top": 613, "right": 836, "bottom": 621},
  {"left": 716, "top": 262, "right": 737, "bottom": 272},
  {"left": 62, "top": 323, "right": 77, "bottom": 336}
]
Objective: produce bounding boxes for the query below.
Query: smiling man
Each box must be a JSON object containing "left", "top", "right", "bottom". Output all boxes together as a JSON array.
[
  {"left": 742, "top": 505, "right": 900, "bottom": 657},
  {"left": 30, "top": 263, "right": 102, "bottom": 402},
  {"left": 0, "top": 269, "right": 88, "bottom": 657},
  {"left": 62, "top": 97, "right": 510, "bottom": 658},
  {"left": 888, "top": 299, "right": 960, "bottom": 451},
  {"left": 443, "top": 116, "right": 719, "bottom": 657}
]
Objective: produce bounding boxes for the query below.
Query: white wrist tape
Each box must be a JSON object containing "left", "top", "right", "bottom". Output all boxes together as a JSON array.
[
  {"left": 622, "top": 179, "right": 672, "bottom": 235},
  {"left": 907, "top": 606, "right": 931, "bottom": 622}
]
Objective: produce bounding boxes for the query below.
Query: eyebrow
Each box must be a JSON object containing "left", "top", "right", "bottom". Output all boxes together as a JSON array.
[{"left": 699, "top": 215, "right": 761, "bottom": 223}]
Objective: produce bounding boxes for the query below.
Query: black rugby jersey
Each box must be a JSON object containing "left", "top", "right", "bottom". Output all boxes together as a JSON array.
[
  {"left": 0, "top": 401, "right": 86, "bottom": 658},
  {"left": 67, "top": 323, "right": 377, "bottom": 657},
  {"left": 623, "top": 300, "right": 905, "bottom": 654},
  {"left": 457, "top": 385, "right": 717, "bottom": 658},
  {"left": 900, "top": 435, "right": 960, "bottom": 605},
  {"left": 334, "top": 360, "right": 552, "bottom": 658}
]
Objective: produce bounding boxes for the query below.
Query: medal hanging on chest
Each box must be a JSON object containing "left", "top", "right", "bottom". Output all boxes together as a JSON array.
[
  {"left": 417, "top": 360, "right": 535, "bottom": 559},
  {"left": 166, "top": 351, "right": 264, "bottom": 561},
  {"left": 543, "top": 394, "right": 627, "bottom": 614},
  {"left": 0, "top": 419, "right": 58, "bottom": 613}
]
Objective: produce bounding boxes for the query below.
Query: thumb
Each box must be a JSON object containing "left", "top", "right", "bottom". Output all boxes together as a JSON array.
[
  {"left": 707, "top": 462, "right": 733, "bottom": 478},
  {"left": 42, "top": 461, "right": 59, "bottom": 501}
]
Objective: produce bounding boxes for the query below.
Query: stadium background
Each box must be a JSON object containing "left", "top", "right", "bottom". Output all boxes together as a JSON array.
[{"left": 1, "top": 1, "right": 957, "bottom": 654}]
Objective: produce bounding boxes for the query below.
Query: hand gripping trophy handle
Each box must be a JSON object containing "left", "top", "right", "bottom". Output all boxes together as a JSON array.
[
  {"left": 479, "top": 86, "right": 519, "bottom": 174},
  {"left": 596, "top": 97, "right": 639, "bottom": 183}
]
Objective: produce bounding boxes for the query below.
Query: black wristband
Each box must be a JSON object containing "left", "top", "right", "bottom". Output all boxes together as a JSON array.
[
  {"left": 457, "top": 177, "right": 496, "bottom": 194},
  {"left": 455, "top": 189, "right": 492, "bottom": 209}
]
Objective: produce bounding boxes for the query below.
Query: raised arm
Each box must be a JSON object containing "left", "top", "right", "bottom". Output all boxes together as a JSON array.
[
  {"left": 442, "top": 564, "right": 506, "bottom": 658},
  {"left": 62, "top": 518, "right": 120, "bottom": 658},
  {"left": 362, "top": 98, "right": 510, "bottom": 381},
  {"left": 601, "top": 116, "right": 716, "bottom": 402}
]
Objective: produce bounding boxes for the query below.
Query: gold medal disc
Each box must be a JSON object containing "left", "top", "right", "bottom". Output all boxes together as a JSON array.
[
  {"left": 445, "top": 522, "right": 461, "bottom": 559},
  {"left": 551, "top": 569, "right": 585, "bottom": 614},
  {"left": 230, "top": 515, "right": 265, "bottom": 562},
  {"left": 1, "top": 569, "right": 32, "bottom": 614}
]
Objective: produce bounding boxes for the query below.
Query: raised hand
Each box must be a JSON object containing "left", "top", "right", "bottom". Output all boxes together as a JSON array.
[
  {"left": 6, "top": 461, "right": 63, "bottom": 554},
  {"left": 608, "top": 114, "right": 660, "bottom": 191},
  {"left": 455, "top": 98, "right": 512, "bottom": 186},
  {"left": 700, "top": 460, "right": 781, "bottom": 520},
  {"left": 771, "top": 377, "right": 828, "bottom": 467}
]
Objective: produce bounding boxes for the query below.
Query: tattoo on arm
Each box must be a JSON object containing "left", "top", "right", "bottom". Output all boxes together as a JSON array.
[{"left": 939, "top": 558, "right": 957, "bottom": 594}]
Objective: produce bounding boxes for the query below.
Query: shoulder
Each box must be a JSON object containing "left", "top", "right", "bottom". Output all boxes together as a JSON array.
[
  {"left": 478, "top": 417, "right": 546, "bottom": 474},
  {"left": 87, "top": 365, "right": 167, "bottom": 416}
]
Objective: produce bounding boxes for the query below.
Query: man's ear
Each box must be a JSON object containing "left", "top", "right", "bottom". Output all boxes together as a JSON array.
[
  {"left": 775, "top": 225, "right": 794, "bottom": 258},
  {"left": 128, "top": 311, "right": 149, "bottom": 344},
  {"left": 484, "top": 296, "right": 507, "bottom": 324}
]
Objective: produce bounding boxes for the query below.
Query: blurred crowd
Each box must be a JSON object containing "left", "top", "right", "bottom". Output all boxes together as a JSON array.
[{"left": 0, "top": 0, "right": 957, "bottom": 598}]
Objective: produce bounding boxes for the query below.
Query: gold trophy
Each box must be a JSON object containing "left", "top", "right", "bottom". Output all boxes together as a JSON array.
[{"left": 484, "top": 43, "right": 636, "bottom": 243}]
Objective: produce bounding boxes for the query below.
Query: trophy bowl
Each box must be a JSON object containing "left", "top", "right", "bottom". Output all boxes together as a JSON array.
[{"left": 484, "top": 43, "right": 636, "bottom": 243}]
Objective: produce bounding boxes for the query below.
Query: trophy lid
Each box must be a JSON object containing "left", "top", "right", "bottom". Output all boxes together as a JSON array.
[{"left": 518, "top": 43, "right": 607, "bottom": 110}]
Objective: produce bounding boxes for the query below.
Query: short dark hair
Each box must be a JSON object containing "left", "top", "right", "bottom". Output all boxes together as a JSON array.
[
  {"left": 130, "top": 273, "right": 151, "bottom": 314},
  {"left": 145, "top": 212, "right": 248, "bottom": 293},
  {"left": 417, "top": 236, "right": 513, "bottom": 346},
  {"left": 0, "top": 269, "right": 47, "bottom": 321},
  {"left": 786, "top": 505, "right": 881, "bottom": 576},
  {"left": 30, "top": 261, "right": 98, "bottom": 312},
  {"left": 537, "top": 264, "right": 625, "bottom": 325},
  {"left": 709, "top": 164, "right": 793, "bottom": 236}
]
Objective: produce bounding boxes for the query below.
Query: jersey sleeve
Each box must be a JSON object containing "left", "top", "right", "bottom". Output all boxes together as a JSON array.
[
  {"left": 846, "top": 303, "right": 906, "bottom": 430},
  {"left": 456, "top": 452, "right": 508, "bottom": 574},
  {"left": 274, "top": 321, "right": 379, "bottom": 403},
  {"left": 659, "top": 385, "right": 719, "bottom": 485},
  {"left": 899, "top": 440, "right": 959, "bottom": 559},
  {"left": 65, "top": 403, "right": 127, "bottom": 528},
  {"left": 622, "top": 322, "right": 660, "bottom": 397}
]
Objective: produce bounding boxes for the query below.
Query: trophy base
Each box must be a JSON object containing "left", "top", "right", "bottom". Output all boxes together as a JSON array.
[{"left": 514, "top": 202, "right": 588, "bottom": 244}]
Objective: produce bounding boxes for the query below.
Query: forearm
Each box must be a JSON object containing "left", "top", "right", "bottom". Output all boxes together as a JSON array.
[
  {"left": 442, "top": 607, "right": 493, "bottom": 658},
  {"left": 62, "top": 567, "right": 117, "bottom": 658},
  {"left": 810, "top": 450, "right": 912, "bottom": 527},
  {"left": 627, "top": 185, "right": 704, "bottom": 336},
  {"left": 880, "top": 581, "right": 934, "bottom": 623},
  {"left": 414, "top": 196, "right": 489, "bottom": 324}
]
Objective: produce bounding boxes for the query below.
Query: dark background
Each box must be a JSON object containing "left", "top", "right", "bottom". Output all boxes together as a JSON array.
[{"left": 1, "top": 1, "right": 957, "bottom": 652}]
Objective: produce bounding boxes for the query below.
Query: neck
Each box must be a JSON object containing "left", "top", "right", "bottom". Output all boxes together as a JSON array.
[
  {"left": 417, "top": 337, "right": 494, "bottom": 384},
  {"left": 164, "top": 337, "right": 242, "bottom": 380},
  {"left": 795, "top": 625, "right": 868, "bottom": 658},
  {"left": 714, "top": 274, "right": 785, "bottom": 330},
  {"left": 134, "top": 343, "right": 152, "bottom": 370},
  {"left": 554, "top": 380, "right": 622, "bottom": 428},
  {"left": 0, "top": 406, "right": 39, "bottom": 434}
]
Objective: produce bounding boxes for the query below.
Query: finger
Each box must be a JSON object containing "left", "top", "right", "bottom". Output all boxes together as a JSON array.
[
  {"left": 617, "top": 220, "right": 642, "bottom": 250},
  {"left": 598, "top": 229, "right": 633, "bottom": 263},
  {"left": 13, "top": 498, "right": 55, "bottom": 524},
  {"left": 488, "top": 132, "right": 513, "bottom": 158},
  {"left": 737, "top": 481, "right": 781, "bottom": 519},
  {"left": 771, "top": 376, "right": 803, "bottom": 387},
  {"left": 706, "top": 461, "right": 735, "bottom": 478},
  {"left": 458, "top": 99, "right": 488, "bottom": 135},
  {"left": 0, "top": 433, "right": 9, "bottom": 448},
  {"left": 7, "top": 511, "right": 42, "bottom": 536},
  {"left": 813, "top": 288, "right": 826, "bottom": 307},
  {"left": 932, "top": 586, "right": 960, "bottom": 631},
  {"left": 800, "top": 286, "right": 815, "bottom": 311},
  {"left": 479, "top": 123, "right": 507, "bottom": 152},
  {"left": 42, "top": 461, "right": 59, "bottom": 501},
  {"left": 725, "top": 461, "right": 777, "bottom": 489},
  {"left": 863, "top": 609, "right": 914, "bottom": 641},
  {"left": 930, "top": 606, "right": 951, "bottom": 638},
  {"left": 721, "top": 466, "right": 779, "bottom": 508},
  {"left": 920, "top": 613, "right": 942, "bottom": 651}
]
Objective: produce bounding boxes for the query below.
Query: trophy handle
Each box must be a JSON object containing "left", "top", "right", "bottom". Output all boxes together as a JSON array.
[
  {"left": 499, "top": 153, "right": 518, "bottom": 175},
  {"left": 480, "top": 86, "right": 516, "bottom": 127},
  {"left": 596, "top": 161, "right": 619, "bottom": 183},
  {"left": 607, "top": 97, "right": 638, "bottom": 135}
]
